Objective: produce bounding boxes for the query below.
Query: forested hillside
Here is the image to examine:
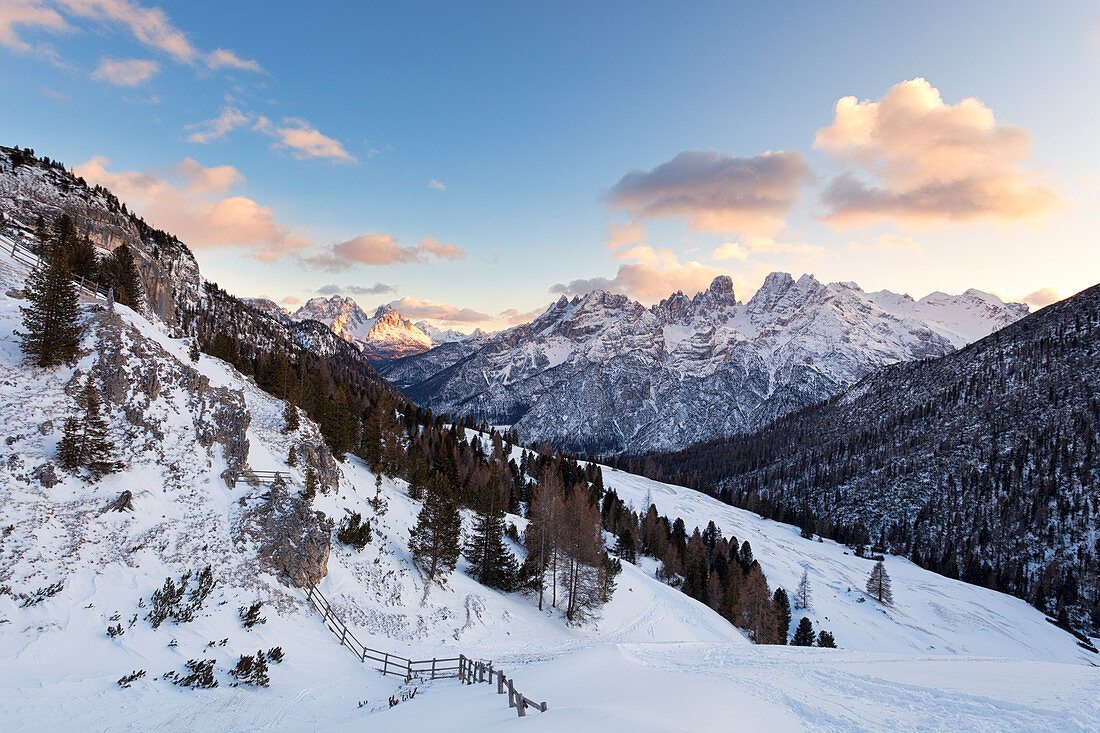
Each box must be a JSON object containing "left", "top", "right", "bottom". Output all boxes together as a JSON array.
[{"left": 622, "top": 284, "right": 1100, "bottom": 634}]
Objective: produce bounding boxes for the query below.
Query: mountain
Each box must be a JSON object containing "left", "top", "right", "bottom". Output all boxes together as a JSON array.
[
  {"left": 627, "top": 282, "right": 1100, "bottom": 634},
  {"left": 290, "top": 295, "right": 484, "bottom": 365},
  {"left": 383, "top": 273, "right": 1028, "bottom": 455}
]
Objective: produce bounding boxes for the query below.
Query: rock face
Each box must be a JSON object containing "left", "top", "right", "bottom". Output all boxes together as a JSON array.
[
  {"left": 0, "top": 146, "right": 203, "bottom": 325},
  {"left": 383, "top": 274, "right": 1029, "bottom": 455},
  {"left": 291, "top": 296, "right": 483, "bottom": 365},
  {"left": 249, "top": 484, "right": 332, "bottom": 588}
]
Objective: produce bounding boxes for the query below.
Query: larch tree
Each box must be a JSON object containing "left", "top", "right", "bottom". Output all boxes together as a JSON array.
[
  {"left": 739, "top": 564, "right": 776, "bottom": 643},
  {"left": 795, "top": 568, "right": 812, "bottom": 610},
  {"left": 866, "top": 560, "right": 893, "bottom": 605}
]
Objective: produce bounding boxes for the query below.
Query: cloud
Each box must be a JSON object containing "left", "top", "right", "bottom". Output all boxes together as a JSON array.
[
  {"left": 2, "top": 1, "right": 261, "bottom": 73},
  {"left": 606, "top": 149, "right": 810, "bottom": 236},
  {"left": 304, "top": 235, "right": 464, "bottom": 270},
  {"left": 388, "top": 297, "right": 490, "bottom": 324},
  {"left": 255, "top": 116, "right": 355, "bottom": 163},
  {"left": 551, "top": 245, "right": 728, "bottom": 304},
  {"left": 91, "top": 56, "right": 159, "bottom": 86},
  {"left": 74, "top": 155, "right": 310, "bottom": 262},
  {"left": 499, "top": 306, "right": 546, "bottom": 326},
  {"left": 428, "top": 179, "right": 446, "bottom": 191},
  {"left": 39, "top": 84, "right": 69, "bottom": 101},
  {"left": 280, "top": 295, "right": 300, "bottom": 307},
  {"left": 712, "top": 241, "right": 748, "bottom": 261},
  {"left": 815, "top": 78, "right": 1061, "bottom": 227},
  {"left": 711, "top": 235, "right": 828, "bottom": 262},
  {"left": 872, "top": 233, "right": 921, "bottom": 253},
  {"left": 185, "top": 105, "right": 250, "bottom": 143},
  {"left": 0, "top": 1, "right": 70, "bottom": 57},
  {"left": 317, "top": 282, "right": 396, "bottom": 296},
  {"left": 1021, "top": 287, "right": 1061, "bottom": 309},
  {"left": 605, "top": 221, "right": 646, "bottom": 249}
]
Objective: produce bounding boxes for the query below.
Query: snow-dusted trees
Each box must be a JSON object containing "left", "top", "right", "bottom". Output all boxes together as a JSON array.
[
  {"left": 866, "top": 560, "right": 893, "bottom": 605},
  {"left": 18, "top": 231, "right": 83, "bottom": 367},
  {"left": 57, "top": 377, "right": 120, "bottom": 479},
  {"left": 409, "top": 472, "right": 462, "bottom": 586},
  {"left": 465, "top": 478, "right": 517, "bottom": 591}
]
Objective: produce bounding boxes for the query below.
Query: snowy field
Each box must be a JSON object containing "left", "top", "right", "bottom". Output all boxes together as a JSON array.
[{"left": 1, "top": 246, "right": 1098, "bottom": 731}]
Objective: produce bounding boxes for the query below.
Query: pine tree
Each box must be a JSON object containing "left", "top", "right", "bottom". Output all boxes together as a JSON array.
[
  {"left": 866, "top": 560, "right": 893, "bottom": 605},
  {"left": 795, "top": 568, "right": 812, "bottom": 610},
  {"left": 18, "top": 244, "right": 84, "bottom": 367},
  {"left": 100, "top": 243, "right": 142, "bottom": 309},
  {"left": 300, "top": 465, "right": 317, "bottom": 502},
  {"left": 817, "top": 630, "right": 837, "bottom": 648},
  {"left": 57, "top": 377, "right": 120, "bottom": 479},
  {"left": 464, "top": 493, "right": 517, "bottom": 591},
  {"left": 773, "top": 587, "right": 791, "bottom": 644},
  {"left": 792, "top": 617, "right": 815, "bottom": 646},
  {"left": 68, "top": 235, "right": 99, "bottom": 283},
  {"left": 282, "top": 402, "right": 300, "bottom": 433},
  {"left": 409, "top": 472, "right": 462, "bottom": 586},
  {"left": 188, "top": 338, "right": 200, "bottom": 362},
  {"left": 614, "top": 526, "right": 636, "bottom": 563},
  {"left": 287, "top": 446, "right": 297, "bottom": 467}
]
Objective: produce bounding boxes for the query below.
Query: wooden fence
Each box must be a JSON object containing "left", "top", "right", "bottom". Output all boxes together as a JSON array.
[
  {"left": 3, "top": 234, "right": 111, "bottom": 300},
  {"left": 233, "top": 469, "right": 293, "bottom": 488},
  {"left": 459, "top": 656, "right": 548, "bottom": 717},
  {"left": 299, "top": 579, "right": 548, "bottom": 717}
]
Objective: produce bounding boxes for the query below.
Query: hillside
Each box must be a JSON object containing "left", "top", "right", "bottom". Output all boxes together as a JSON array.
[
  {"left": 629, "top": 282, "right": 1100, "bottom": 635},
  {"left": 1, "top": 242, "right": 1097, "bottom": 729},
  {"left": 383, "top": 273, "right": 1026, "bottom": 455}
]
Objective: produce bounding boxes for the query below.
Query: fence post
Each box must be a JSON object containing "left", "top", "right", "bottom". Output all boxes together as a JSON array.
[
  {"left": 539, "top": 702, "right": 548, "bottom": 712},
  {"left": 431, "top": 658, "right": 436, "bottom": 680},
  {"left": 340, "top": 625, "right": 347, "bottom": 645},
  {"left": 407, "top": 659, "right": 412, "bottom": 680},
  {"left": 382, "top": 653, "right": 389, "bottom": 677},
  {"left": 497, "top": 670, "right": 504, "bottom": 694},
  {"left": 458, "top": 655, "right": 465, "bottom": 683},
  {"left": 487, "top": 661, "right": 493, "bottom": 683},
  {"left": 517, "top": 695, "right": 527, "bottom": 718},
  {"left": 508, "top": 678, "right": 516, "bottom": 708}
]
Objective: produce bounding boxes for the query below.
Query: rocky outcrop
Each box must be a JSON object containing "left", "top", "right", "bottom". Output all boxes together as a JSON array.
[
  {"left": 295, "top": 440, "right": 340, "bottom": 495},
  {"left": 385, "top": 274, "right": 1029, "bottom": 455},
  {"left": 249, "top": 483, "right": 332, "bottom": 588}
]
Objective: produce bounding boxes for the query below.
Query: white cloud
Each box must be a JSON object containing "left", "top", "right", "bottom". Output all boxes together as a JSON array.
[
  {"left": 815, "top": 78, "right": 1061, "bottom": 226},
  {"left": 304, "top": 234, "right": 465, "bottom": 271},
  {"left": 1021, "top": 287, "right": 1062, "bottom": 308},
  {"left": 428, "top": 179, "right": 446, "bottom": 191},
  {"left": 185, "top": 106, "right": 250, "bottom": 143},
  {"left": 91, "top": 56, "right": 159, "bottom": 86},
  {"left": 388, "top": 297, "right": 490, "bottom": 324}
]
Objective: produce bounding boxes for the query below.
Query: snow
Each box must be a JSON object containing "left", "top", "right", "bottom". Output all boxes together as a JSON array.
[{"left": 0, "top": 247, "right": 1096, "bottom": 731}]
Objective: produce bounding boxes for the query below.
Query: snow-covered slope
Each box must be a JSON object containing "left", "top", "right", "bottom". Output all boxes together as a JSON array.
[
  {"left": 384, "top": 274, "right": 1028, "bottom": 455},
  {"left": 0, "top": 247, "right": 1094, "bottom": 731},
  {"left": 290, "top": 297, "right": 482, "bottom": 365}
]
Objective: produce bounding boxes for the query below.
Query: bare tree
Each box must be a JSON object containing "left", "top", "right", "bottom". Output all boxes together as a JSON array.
[
  {"left": 795, "top": 568, "right": 812, "bottom": 610},
  {"left": 866, "top": 560, "right": 893, "bottom": 605}
]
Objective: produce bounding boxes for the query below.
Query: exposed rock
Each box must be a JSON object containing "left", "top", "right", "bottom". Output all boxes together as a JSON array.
[
  {"left": 37, "top": 420, "right": 52, "bottom": 435},
  {"left": 249, "top": 484, "right": 332, "bottom": 588},
  {"left": 295, "top": 441, "right": 340, "bottom": 494},
  {"left": 5, "top": 288, "right": 24, "bottom": 299},
  {"left": 30, "top": 463, "right": 59, "bottom": 488},
  {"left": 101, "top": 490, "right": 134, "bottom": 513}
]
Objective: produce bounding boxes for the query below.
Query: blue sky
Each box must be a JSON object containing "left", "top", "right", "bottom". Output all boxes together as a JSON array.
[{"left": 2, "top": 1, "right": 1098, "bottom": 329}]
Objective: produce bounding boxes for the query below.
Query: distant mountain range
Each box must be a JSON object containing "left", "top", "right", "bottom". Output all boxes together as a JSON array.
[{"left": 381, "top": 273, "right": 1028, "bottom": 454}]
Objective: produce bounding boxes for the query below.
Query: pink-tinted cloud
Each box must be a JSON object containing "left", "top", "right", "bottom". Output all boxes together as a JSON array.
[
  {"left": 815, "top": 78, "right": 1061, "bottom": 227},
  {"left": 74, "top": 155, "right": 309, "bottom": 262},
  {"left": 1021, "top": 287, "right": 1062, "bottom": 308},
  {"left": 304, "top": 234, "right": 465, "bottom": 270},
  {"left": 551, "top": 248, "right": 729, "bottom": 304},
  {"left": 388, "top": 297, "right": 490, "bottom": 324},
  {"left": 0, "top": 1, "right": 70, "bottom": 57},
  {"left": 255, "top": 116, "right": 355, "bottom": 163},
  {"left": 606, "top": 149, "right": 810, "bottom": 236},
  {"left": 91, "top": 56, "right": 159, "bottom": 85},
  {"left": 185, "top": 106, "right": 250, "bottom": 143}
]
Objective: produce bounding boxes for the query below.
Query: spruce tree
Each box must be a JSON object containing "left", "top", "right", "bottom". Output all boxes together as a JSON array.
[
  {"left": 100, "top": 243, "right": 141, "bottom": 309},
  {"left": 409, "top": 472, "right": 462, "bottom": 586},
  {"left": 282, "top": 402, "right": 300, "bottom": 433},
  {"left": 792, "top": 617, "right": 815, "bottom": 646},
  {"left": 773, "top": 587, "right": 791, "bottom": 644},
  {"left": 614, "top": 526, "right": 636, "bottom": 563},
  {"left": 866, "top": 560, "right": 893, "bottom": 605},
  {"left": 817, "top": 630, "right": 837, "bottom": 648},
  {"left": 18, "top": 242, "right": 84, "bottom": 367},
  {"left": 57, "top": 377, "right": 120, "bottom": 479},
  {"left": 68, "top": 235, "right": 99, "bottom": 283},
  {"left": 464, "top": 492, "right": 517, "bottom": 591},
  {"left": 188, "top": 338, "right": 200, "bottom": 362}
]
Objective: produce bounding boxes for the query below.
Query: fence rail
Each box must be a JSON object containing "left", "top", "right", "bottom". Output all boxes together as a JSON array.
[
  {"left": 297, "top": 579, "right": 549, "bottom": 717},
  {"left": 459, "top": 657, "right": 548, "bottom": 717},
  {"left": 233, "top": 469, "right": 294, "bottom": 488},
  {"left": 3, "top": 234, "right": 111, "bottom": 300}
]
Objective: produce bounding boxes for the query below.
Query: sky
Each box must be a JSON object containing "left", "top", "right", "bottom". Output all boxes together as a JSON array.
[{"left": 2, "top": 0, "right": 1099, "bottom": 331}]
